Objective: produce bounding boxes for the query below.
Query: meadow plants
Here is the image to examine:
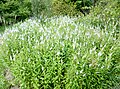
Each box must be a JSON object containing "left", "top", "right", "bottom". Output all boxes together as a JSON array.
[{"left": 0, "top": 16, "right": 120, "bottom": 89}]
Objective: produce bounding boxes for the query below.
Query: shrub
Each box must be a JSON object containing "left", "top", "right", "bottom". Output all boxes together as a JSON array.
[
  {"left": 52, "top": 0, "right": 82, "bottom": 16},
  {"left": 0, "top": 16, "right": 120, "bottom": 89},
  {"left": 31, "top": 0, "right": 52, "bottom": 17},
  {"left": 0, "top": 0, "right": 31, "bottom": 26},
  {"left": 30, "top": 0, "right": 95, "bottom": 17},
  {"left": 65, "top": 0, "right": 94, "bottom": 15},
  {"left": 90, "top": 0, "right": 120, "bottom": 31}
]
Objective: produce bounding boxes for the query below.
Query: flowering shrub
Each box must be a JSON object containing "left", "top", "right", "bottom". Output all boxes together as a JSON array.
[
  {"left": 90, "top": 0, "right": 120, "bottom": 31},
  {"left": 0, "top": 16, "right": 120, "bottom": 88}
]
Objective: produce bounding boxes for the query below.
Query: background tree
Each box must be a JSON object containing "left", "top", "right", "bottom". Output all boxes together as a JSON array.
[{"left": 0, "top": 0, "right": 31, "bottom": 26}]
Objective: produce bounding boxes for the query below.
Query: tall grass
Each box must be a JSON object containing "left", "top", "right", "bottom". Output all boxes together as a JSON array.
[{"left": 0, "top": 16, "right": 120, "bottom": 89}]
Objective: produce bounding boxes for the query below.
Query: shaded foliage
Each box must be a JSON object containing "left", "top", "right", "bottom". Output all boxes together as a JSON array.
[{"left": 0, "top": 0, "right": 32, "bottom": 26}]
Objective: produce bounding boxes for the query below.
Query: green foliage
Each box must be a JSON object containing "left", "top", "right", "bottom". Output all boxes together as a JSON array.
[
  {"left": 0, "top": 16, "right": 120, "bottom": 89},
  {"left": 30, "top": 0, "right": 94, "bottom": 17},
  {"left": 66, "top": 0, "right": 93, "bottom": 15},
  {"left": 90, "top": 0, "right": 120, "bottom": 31},
  {"left": 0, "top": 0, "right": 31, "bottom": 26},
  {"left": 0, "top": 46, "right": 10, "bottom": 89},
  {"left": 51, "top": 0, "right": 98, "bottom": 16},
  {"left": 0, "top": 26, "right": 5, "bottom": 33},
  {"left": 31, "top": 0, "right": 52, "bottom": 17},
  {"left": 0, "top": 0, "right": 120, "bottom": 88},
  {"left": 52, "top": 0, "right": 82, "bottom": 16}
]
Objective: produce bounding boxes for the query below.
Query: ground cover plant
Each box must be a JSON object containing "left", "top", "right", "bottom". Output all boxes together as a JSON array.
[{"left": 0, "top": 16, "right": 120, "bottom": 89}]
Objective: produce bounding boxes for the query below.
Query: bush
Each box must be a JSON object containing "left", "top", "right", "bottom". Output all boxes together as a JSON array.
[
  {"left": 90, "top": 0, "right": 120, "bottom": 31},
  {"left": 0, "top": 16, "right": 120, "bottom": 89},
  {"left": 0, "top": 0, "right": 31, "bottom": 26},
  {"left": 52, "top": 0, "right": 82, "bottom": 16},
  {"left": 31, "top": 0, "right": 52, "bottom": 17},
  {"left": 65, "top": 0, "right": 94, "bottom": 15},
  {"left": 30, "top": 0, "right": 92, "bottom": 17}
]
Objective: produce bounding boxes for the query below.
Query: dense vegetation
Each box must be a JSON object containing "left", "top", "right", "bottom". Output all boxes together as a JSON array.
[
  {"left": 0, "top": 0, "right": 31, "bottom": 25},
  {"left": 0, "top": 0, "right": 120, "bottom": 89},
  {"left": 0, "top": 0, "right": 97, "bottom": 26}
]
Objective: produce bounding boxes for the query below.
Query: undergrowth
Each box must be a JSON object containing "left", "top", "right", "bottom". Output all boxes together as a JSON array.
[{"left": 0, "top": 16, "right": 120, "bottom": 89}]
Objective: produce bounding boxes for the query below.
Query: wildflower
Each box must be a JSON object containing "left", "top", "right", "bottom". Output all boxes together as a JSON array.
[
  {"left": 21, "top": 35, "right": 24, "bottom": 40},
  {"left": 73, "top": 43, "right": 76, "bottom": 49},
  {"left": 22, "top": 67, "right": 25, "bottom": 70},
  {"left": 77, "top": 61, "right": 80, "bottom": 64},
  {"left": 28, "top": 58, "right": 30, "bottom": 62},
  {"left": 74, "top": 55, "right": 77, "bottom": 60},
  {"left": 83, "top": 74, "right": 86, "bottom": 77},
  {"left": 98, "top": 51, "right": 102, "bottom": 57},
  {"left": 80, "top": 69, "right": 83, "bottom": 74},
  {"left": 57, "top": 51, "right": 60, "bottom": 55},
  {"left": 42, "top": 66, "right": 44, "bottom": 71},
  {"left": 90, "top": 49, "right": 92, "bottom": 54},
  {"left": 76, "top": 71, "right": 78, "bottom": 75},
  {"left": 92, "top": 41, "right": 95, "bottom": 45},
  {"left": 89, "top": 64, "right": 92, "bottom": 67},
  {"left": 10, "top": 55, "right": 13, "bottom": 61},
  {"left": 60, "top": 42, "right": 64, "bottom": 46},
  {"left": 85, "top": 32, "right": 91, "bottom": 38},
  {"left": 101, "top": 66, "right": 104, "bottom": 69},
  {"left": 40, "top": 41, "right": 44, "bottom": 44},
  {"left": 94, "top": 30, "right": 100, "bottom": 38}
]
